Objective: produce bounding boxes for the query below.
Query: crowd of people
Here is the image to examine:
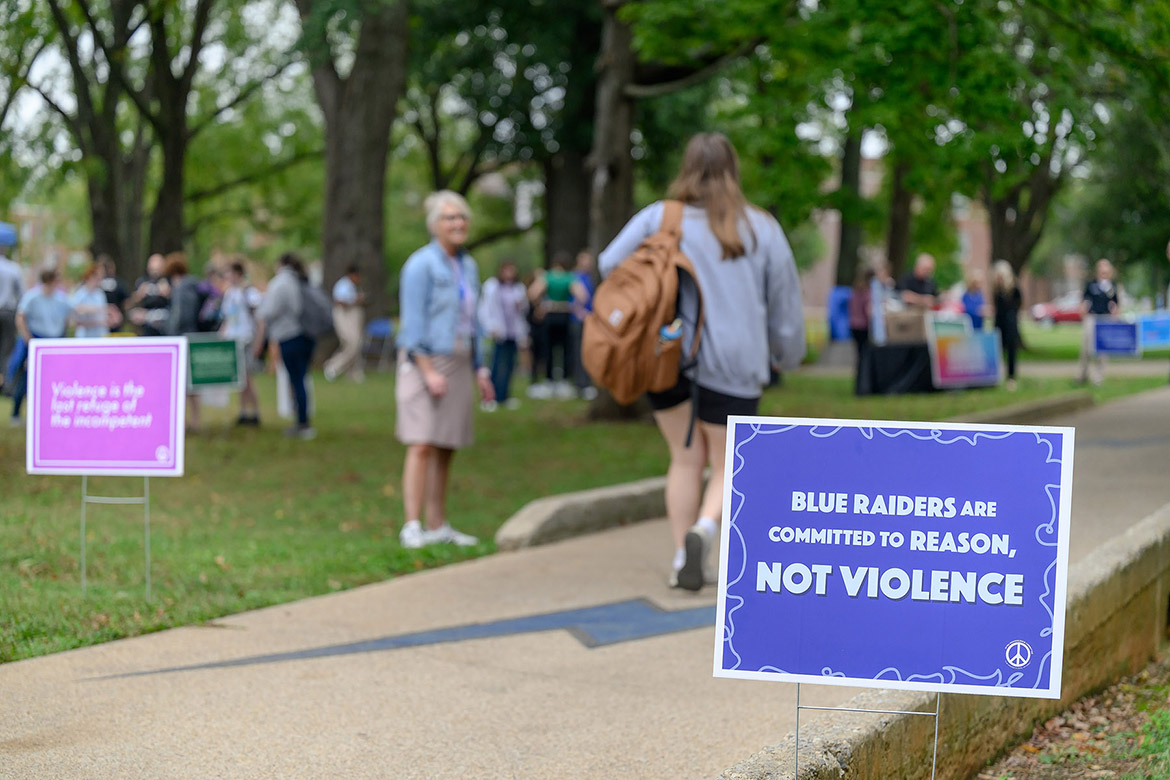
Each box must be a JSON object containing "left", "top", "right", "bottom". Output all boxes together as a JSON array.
[{"left": 0, "top": 243, "right": 368, "bottom": 438}]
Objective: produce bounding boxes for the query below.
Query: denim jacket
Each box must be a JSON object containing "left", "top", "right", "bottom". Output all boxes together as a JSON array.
[{"left": 397, "top": 240, "right": 484, "bottom": 368}]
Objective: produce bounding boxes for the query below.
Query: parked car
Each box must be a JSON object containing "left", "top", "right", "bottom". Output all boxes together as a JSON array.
[{"left": 1031, "top": 292, "right": 1083, "bottom": 325}]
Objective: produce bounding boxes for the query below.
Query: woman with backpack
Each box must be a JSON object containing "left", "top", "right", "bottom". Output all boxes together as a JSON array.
[
  {"left": 598, "top": 132, "right": 806, "bottom": 591},
  {"left": 395, "top": 190, "right": 495, "bottom": 550},
  {"left": 254, "top": 253, "right": 317, "bottom": 440}
]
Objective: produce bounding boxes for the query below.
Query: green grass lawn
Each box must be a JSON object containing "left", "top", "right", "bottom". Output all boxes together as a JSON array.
[{"left": 0, "top": 368, "right": 1164, "bottom": 663}]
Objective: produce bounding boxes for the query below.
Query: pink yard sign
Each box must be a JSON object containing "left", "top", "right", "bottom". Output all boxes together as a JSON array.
[{"left": 26, "top": 338, "right": 187, "bottom": 476}]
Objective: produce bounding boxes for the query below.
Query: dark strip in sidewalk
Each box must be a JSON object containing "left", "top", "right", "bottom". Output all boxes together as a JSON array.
[{"left": 94, "top": 599, "right": 717, "bottom": 680}]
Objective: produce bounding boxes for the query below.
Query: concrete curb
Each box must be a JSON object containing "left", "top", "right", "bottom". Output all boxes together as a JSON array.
[
  {"left": 494, "top": 392, "right": 1094, "bottom": 551},
  {"left": 948, "top": 390, "right": 1094, "bottom": 425},
  {"left": 719, "top": 501, "right": 1170, "bottom": 780},
  {"left": 495, "top": 476, "right": 667, "bottom": 551}
]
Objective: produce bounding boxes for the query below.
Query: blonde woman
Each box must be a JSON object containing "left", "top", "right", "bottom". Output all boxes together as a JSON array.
[
  {"left": 991, "top": 260, "right": 1022, "bottom": 391},
  {"left": 598, "top": 132, "right": 806, "bottom": 591},
  {"left": 396, "top": 191, "right": 495, "bottom": 549}
]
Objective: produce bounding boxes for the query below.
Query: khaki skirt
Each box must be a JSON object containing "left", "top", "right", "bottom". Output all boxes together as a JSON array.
[{"left": 395, "top": 350, "right": 475, "bottom": 449}]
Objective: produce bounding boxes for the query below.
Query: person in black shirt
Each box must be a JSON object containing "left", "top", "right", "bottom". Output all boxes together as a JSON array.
[
  {"left": 126, "top": 253, "right": 172, "bottom": 336},
  {"left": 98, "top": 255, "right": 130, "bottom": 332},
  {"left": 991, "top": 260, "right": 1023, "bottom": 391},
  {"left": 897, "top": 253, "right": 939, "bottom": 309},
  {"left": 1078, "top": 258, "right": 1120, "bottom": 386}
]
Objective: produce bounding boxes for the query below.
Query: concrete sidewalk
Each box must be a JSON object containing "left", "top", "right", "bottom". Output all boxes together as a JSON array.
[{"left": 3, "top": 388, "right": 1170, "bottom": 779}]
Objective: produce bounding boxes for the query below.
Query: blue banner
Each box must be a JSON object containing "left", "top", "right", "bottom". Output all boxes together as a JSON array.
[
  {"left": 1138, "top": 313, "right": 1170, "bottom": 349},
  {"left": 1094, "top": 320, "right": 1140, "bottom": 356},
  {"left": 715, "top": 418, "right": 1074, "bottom": 699}
]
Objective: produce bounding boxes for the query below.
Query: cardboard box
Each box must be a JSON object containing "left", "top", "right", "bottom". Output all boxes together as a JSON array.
[{"left": 885, "top": 309, "right": 928, "bottom": 344}]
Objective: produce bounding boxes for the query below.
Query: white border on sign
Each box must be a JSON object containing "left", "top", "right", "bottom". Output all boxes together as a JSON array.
[
  {"left": 713, "top": 414, "right": 1074, "bottom": 700},
  {"left": 26, "top": 337, "right": 188, "bottom": 477}
]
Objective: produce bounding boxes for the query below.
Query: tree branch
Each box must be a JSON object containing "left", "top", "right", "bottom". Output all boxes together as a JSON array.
[
  {"left": 26, "top": 80, "right": 81, "bottom": 139},
  {"left": 186, "top": 148, "right": 321, "bottom": 202},
  {"left": 293, "top": 0, "right": 343, "bottom": 117},
  {"left": 189, "top": 58, "right": 296, "bottom": 139},
  {"left": 44, "top": 0, "right": 99, "bottom": 126},
  {"left": 466, "top": 224, "right": 531, "bottom": 251},
  {"left": 72, "top": 0, "right": 157, "bottom": 129},
  {"left": 0, "top": 39, "right": 47, "bottom": 130},
  {"left": 454, "top": 123, "right": 494, "bottom": 195},
  {"left": 181, "top": 0, "right": 217, "bottom": 94},
  {"left": 626, "top": 38, "right": 762, "bottom": 99},
  {"left": 185, "top": 204, "right": 265, "bottom": 235}
]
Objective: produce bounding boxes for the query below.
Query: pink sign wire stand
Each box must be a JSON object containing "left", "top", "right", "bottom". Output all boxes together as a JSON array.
[
  {"left": 80, "top": 476, "right": 152, "bottom": 600},
  {"left": 26, "top": 337, "right": 187, "bottom": 600}
]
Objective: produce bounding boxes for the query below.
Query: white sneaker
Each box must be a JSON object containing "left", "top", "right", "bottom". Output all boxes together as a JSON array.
[
  {"left": 553, "top": 381, "right": 575, "bottom": 399},
  {"left": 480, "top": 400, "right": 498, "bottom": 412},
  {"left": 399, "top": 520, "right": 425, "bottom": 549},
  {"left": 580, "top": 386, "right": 598, "bottom": 401},
  {"left": 424, "top": 523, "right": 479, "bottom": 547},
  {"left": 526, "top": 383, "right": 552, "bottom": 399},
  {"left": 677, "top": 522, "right": 714, "bottom": 591}
]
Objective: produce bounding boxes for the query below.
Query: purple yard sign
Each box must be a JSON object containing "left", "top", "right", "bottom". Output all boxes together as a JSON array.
[
  {"left": 715, "top": 417, "right": 1074, "bottom": 699},
  {"left": 26, "top": 338, "right": 187, "bottom": 476}
]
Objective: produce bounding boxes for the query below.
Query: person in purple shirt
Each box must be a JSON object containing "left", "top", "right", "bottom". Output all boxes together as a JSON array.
[{"left": 478, "top": 259, "right": 529, "bottom": 409}]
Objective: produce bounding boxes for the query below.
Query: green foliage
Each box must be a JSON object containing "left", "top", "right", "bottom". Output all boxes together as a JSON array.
[{"left": 1049, "top": 101, "right": 1170, "bottom": 299}]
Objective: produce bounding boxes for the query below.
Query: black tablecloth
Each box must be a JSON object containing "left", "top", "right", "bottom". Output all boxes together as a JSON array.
[{"left": 856, "top": 343, "right": 935, "bottom": 396}]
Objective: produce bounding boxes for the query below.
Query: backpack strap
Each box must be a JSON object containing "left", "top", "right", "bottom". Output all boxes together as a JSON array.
[{"left": 661, "top": 200, "right": 706, "bottom": 448}]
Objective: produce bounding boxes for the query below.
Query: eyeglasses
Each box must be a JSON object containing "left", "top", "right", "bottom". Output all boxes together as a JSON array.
[{"left": 440, "top": 213, "right": 468, "bottom": 223}]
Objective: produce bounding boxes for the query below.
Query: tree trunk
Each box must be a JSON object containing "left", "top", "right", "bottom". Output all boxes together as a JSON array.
[
  {"left": 834, "top": 131, "right": 863, "bottom": 287},
  {"left": 87, "top": 167, "right": 124, "bottom": 266},
  {"left": 587, "top": 4, "right": 636, "bottom": 255},
  {"left": 544, "top": 150, "right": 590, "bottom": 266},
  {"left": 120, "top": 126, "right": 151, "bottom": 280},
  {"left": 305, "top": 1, "right": 408, "bottom": 318},
  {"left": 886, "top": 158, "right": 913, "bottom": 280},
  {"left": 148, "top": 120, "right": 187, "bottom": 254},
  {"left": 321, "top": 109, "right": 394, "bottom": 316},
  {"left": 983, "top": 158, "right": 1061, "bottom": 275}
]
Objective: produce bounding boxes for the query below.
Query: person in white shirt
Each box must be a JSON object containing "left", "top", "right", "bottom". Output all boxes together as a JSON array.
[
  {"left": 219, "top": 260, "right": 263, "bottom": 425},
  {"left": 0, "top": 241, "right": 24, "bottom": 390},
  {"left": 68, "top": 262, "right": 111, "bottom": 338},
  {"left": 323, "top": 264, "right": 365, "bottom": 382},
  {"left": 477, "top": 259, "right": 529, "bottom": 409}
]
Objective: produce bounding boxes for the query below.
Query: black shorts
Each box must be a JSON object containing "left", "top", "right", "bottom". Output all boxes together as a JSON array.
[{"left": 646, "top": 375, "right": 759, "bottom": 425}]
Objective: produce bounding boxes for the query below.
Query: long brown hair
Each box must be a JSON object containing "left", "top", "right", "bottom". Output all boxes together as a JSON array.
[{"left": 667, "top": 132, "right": 755, "bottom": 259}]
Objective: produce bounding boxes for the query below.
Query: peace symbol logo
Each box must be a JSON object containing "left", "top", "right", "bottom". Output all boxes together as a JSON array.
[{"left": 1005, "top": 640, "right": 1032, "bottom": 669}]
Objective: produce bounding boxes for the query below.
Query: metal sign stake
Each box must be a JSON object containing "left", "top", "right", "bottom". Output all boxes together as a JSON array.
[
  {"left": 81, "top": 476, "right": 151, "bottom": 600},
  {"left": 795, "top": 684, "right": 941, "bottom": 780}
]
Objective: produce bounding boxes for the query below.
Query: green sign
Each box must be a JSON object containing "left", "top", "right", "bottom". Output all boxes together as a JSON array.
[{"left": 187, "top": 336, "right": 243, "bottom": 391}]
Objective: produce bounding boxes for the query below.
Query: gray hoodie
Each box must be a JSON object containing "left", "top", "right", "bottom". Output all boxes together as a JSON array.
[{"left": 598, "top": 201, "right": 805, "bottom": 399}]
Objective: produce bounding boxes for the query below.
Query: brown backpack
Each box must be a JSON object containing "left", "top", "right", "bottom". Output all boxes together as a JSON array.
[{"left": 582, "top": 200, "right": 704, "bottom": 406}]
